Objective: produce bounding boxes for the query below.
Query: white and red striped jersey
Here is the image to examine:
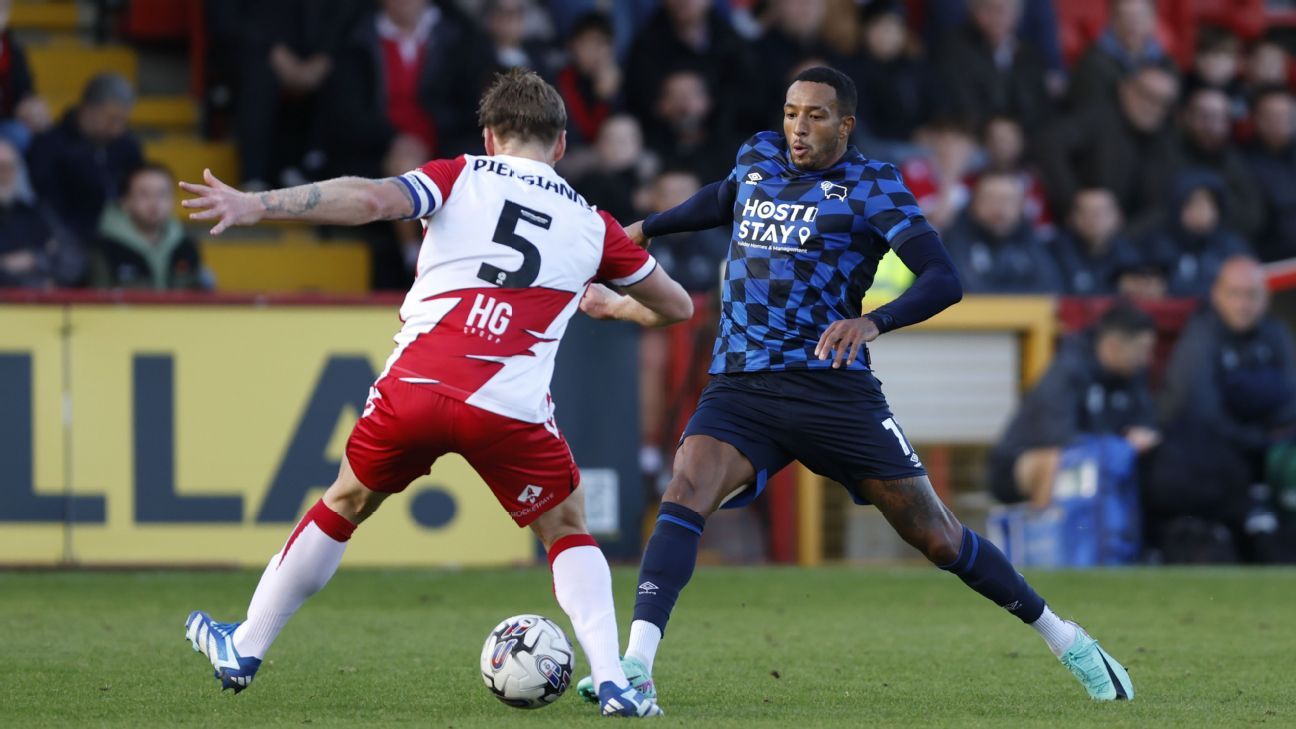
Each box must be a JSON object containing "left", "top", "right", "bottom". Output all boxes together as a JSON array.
[{"left": 376, "top": 153, "right": 656, "bottom": 424}]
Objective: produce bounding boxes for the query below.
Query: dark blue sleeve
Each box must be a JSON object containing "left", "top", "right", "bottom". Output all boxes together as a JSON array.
[
  {"left": 641, "top": 178, "right": 736, "bottom": 237},
  {"left": 864, "top": 230, "right": 963, "bottom": 333}
]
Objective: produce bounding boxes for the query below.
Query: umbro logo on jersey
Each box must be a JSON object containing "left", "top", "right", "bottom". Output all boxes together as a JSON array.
[
  {"left": 518, "top": 484, "right": 544, "bottom": 504},
  {"left": 637, "top": 581, "right": 659, "bottom": 595},
  {"left": 820, "top": 181, "right": 849, "bottom": 200},
  {"left": 745, "top": 172, "right": 764, "bottom": 184}
]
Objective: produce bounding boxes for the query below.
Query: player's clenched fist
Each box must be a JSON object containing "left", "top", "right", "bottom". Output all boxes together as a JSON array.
[
  {"left": 179, "top": 168, "right": 264, "bottom": 235},
  {"left": 579, "top": 283, "right": 623, "bottom": 320},
  {"left": 814, "top": 316, "right": 881, "bottom": 369}
]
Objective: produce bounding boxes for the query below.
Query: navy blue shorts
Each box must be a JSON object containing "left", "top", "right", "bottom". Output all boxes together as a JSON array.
[{"left": 681, "top": 370, "right": 926, "bottom": 509}]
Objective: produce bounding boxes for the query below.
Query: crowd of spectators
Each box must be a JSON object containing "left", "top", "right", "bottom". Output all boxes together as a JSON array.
[
  {"left": 1, "top": 0, "right": 1295, "bottom": 559},
  {"left": 0, "top": 4, "right": 202, "bottom": 291},
  {"left": 3, "top": 0, "right": 1296, "bottom": 297}
]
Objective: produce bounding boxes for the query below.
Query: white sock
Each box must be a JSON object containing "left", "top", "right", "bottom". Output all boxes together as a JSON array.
[
  {"left": 232, "top": 501, "right": 352, "bottom": 659},
  {"left": 626, "top": 620, "right": 661, "bottom": 673},
  {"left": 1031, "top": 606, "right": 1078, "bottom": 657},
  {"left": 550, "top": 540, "right": 628, "bottom": 689}
]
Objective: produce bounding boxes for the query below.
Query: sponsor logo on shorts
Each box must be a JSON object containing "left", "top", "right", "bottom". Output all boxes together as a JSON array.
[
  {"left": 819, "top": 181, "right": 849, "bottom": 200},
  {"left": 510, "top": 488, "right": 557, "bottom": 519}
]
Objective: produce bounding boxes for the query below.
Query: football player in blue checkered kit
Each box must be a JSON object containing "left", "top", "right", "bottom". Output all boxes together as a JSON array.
[{"left": 576, "top": 67, "right": 1134, "bottom": 705}]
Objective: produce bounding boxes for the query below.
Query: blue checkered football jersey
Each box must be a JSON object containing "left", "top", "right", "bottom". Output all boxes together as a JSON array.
[{"left": 713, "top": 131, "right": 934, "bottom": 374}]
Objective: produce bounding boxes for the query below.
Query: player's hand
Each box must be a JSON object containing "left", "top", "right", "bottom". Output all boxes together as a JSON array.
[
  {"left": 815, "top": 316, "right": 880, "bottom": 369},
  {"left": 580, "top": 283, "right": 624, "bottom": 320},
  {"left": 624, "top": 220, "right": 650, "bottom": 249},
  {"left": 1124, "top": 426, "right": 1161, "bottom": 454},
  {"left": 179, "top": 168, "right": 265, "bottom": 235}
]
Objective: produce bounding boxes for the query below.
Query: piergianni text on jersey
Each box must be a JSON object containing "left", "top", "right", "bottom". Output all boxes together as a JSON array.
[{"left": 472, "top": 158, "right": 591, "bottom": 209}]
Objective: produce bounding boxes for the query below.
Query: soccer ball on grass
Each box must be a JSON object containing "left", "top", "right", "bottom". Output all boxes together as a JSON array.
[{"left": 480, "top": 614, "right": 573, "bottom": 708}]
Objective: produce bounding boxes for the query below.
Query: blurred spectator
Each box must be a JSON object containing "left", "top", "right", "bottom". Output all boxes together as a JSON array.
[
  {"left": 0, "top": 0, "right": 50, "bottom": 152},
  {"left": 1050, "top": 188, "right": 1140, "bottom": 296},
  {"left": 944, "top": 171, "right": 1061, "bottom": 293},
  {"left": 1175, "top": 85, "right": 1262, "bottom": 240},
  {"left": 1139, "top": 171, "right": 1249, "bottom": 298},
  {"left": 555, "top": 12, "right": 622, "bottom": 147},
  {"left": 27, "top": 73, "right": 142, "bottom": 243},
  {"left": 1067, "top": 0, "right": 1176, "bottom": 111},
  {"left": 0, "top": 138, "right": 80, "bottom": 288},
  {"left": 844, "top": 0, "right": 934, "bottom": 146},
  {"left": 644, "top": 169, "right": 730, "bottom": 294},
  {"left": 920, "top": 0, "right": 1064, "bottom": 78},
  {"left": 1147, "top": 256, "right": 1296, "bottom": 563},
  {"left": 753, "top": 0, "right": 833, "bottom": 113},
  {"left": 1036, "top": 66, "right": 1180, "bottom": 227},
  {"left": 1113, "top": 258, "right": 1170, "bottom": 301},
  {"left": 1243, "top": 86, "right": 1296, "bottom": 262},
  {"left": 231, "top": 0, "right": 366, "bottom": 189},
  {"left": 570, "top": 115, "right": 651, "bottom": 223},
  {"left": 1186, "top": 26, "right": 1245, "bottom": 120},
  {"left": 645, "top": 69, "right": 733, "bottom": 183},
  {"left": 637, "top": 168, "right": 728, "bottom": 487},
  {"left": 970, "top": 114, "right": 1051, "bottom": 233},
  {"left": 322, "top": 0, "right": 486, "bottom": 178},
  {"left": 624, "top": 0, "right": 760, "bottom": 140},
  {"left": 481, "top": 0, "right": 556, "bottom": 80},
  {"left": 932, "top": 0, "right": 1053, "bottom": 131},
  {"left": 900, "top": 116, "right": 976, "bottom": 230},
  {"left": 988, "top": 302, "right": 1159, "bottom": 506},
  {"left": 90, "top": 163, "right": 208, "bottom": 291},
  {"left": 1244, "top": 35, "right": 1290, "bottom": 95}
]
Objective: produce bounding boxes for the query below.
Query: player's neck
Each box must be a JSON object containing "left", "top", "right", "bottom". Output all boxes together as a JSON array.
[{"left": 490, "top": 143, "right": 555, "bottom": 167}]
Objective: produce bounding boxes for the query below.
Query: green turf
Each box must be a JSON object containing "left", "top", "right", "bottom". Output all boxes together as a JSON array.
[{"left": 2, "top": 566, "right": 1293, "bottom": 728}]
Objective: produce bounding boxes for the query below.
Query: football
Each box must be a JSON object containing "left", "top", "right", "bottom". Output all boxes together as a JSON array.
[{"left": 480, "top": 614, "right": 574, "bottom": 709}]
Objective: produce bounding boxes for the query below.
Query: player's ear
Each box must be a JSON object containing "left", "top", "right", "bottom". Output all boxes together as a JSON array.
[
  {"left": 840, "top": 114, "right": 856, "bottom": 141},
  {"left": 483, "top": 127, "right": 496, "bottom": 156},
  {"left": 552, "top": 130, "right": 567, "bottom": 165}
]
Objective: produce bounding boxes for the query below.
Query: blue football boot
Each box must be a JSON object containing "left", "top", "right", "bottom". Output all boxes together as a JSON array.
[
  {"left": 185, "top": 610, "right": 262, "bottom": 693},
  {"left": 598, "top": 680, "right": 663, "bottom": 717}
]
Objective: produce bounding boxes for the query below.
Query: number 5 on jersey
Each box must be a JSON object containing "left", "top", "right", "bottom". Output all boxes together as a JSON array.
[{"left": 478, "top": 200, "right": 550, "bottom": 288}]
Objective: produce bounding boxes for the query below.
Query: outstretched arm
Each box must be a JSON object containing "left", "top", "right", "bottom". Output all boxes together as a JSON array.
[
  {"left": 640, "top": 178, "right": 737, "bottom": 239},
  {"left": 179, "top": 169, "right": 416, "bottom": 235}
]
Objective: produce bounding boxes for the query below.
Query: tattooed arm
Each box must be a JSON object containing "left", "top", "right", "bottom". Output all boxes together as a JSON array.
[{"left": 179, "top": 168, "right": 416, "bottom": 235}]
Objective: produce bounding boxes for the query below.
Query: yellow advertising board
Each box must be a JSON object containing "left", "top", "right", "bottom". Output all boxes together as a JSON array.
[{"left": 0, "top": 304, "right": 532, "bottom": 567}]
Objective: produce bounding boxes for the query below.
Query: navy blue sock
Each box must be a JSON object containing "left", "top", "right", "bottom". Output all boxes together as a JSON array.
[
  {"left": 632, "top": 502, "right": 706, "bottom": 635},
  {"left": 938, "top": 526, "right": 1045, "bottom": 623}
]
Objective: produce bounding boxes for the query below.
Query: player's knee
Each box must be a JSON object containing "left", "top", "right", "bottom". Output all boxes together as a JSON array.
[
  {"left": 918, "top": 519, "right": 964, "bottom": 565},
  {"left": 322, "top": 478, "right": 383, "bottom": 524},
  {"left": 662, "top": 473, "right": 718, "bottom": 516}
]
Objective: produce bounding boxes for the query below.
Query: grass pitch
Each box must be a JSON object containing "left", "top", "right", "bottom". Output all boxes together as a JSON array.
[{"left": 2, "top": 566, "right": 1293, "bottom": 728}]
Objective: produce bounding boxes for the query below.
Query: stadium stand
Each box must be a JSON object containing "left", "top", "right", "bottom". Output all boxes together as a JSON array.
[{"left": 3, "top": 0, "right": 1296, "bottom": 565}]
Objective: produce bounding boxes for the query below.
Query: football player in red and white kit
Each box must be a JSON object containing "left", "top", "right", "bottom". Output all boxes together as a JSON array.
[{"left": 178, "top": 69, "right": 690, "bottom": 718}]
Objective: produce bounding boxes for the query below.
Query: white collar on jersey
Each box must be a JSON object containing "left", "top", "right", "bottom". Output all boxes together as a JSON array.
[{"left": 376, "top": 6, "right": 441, "bottom": 65}]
